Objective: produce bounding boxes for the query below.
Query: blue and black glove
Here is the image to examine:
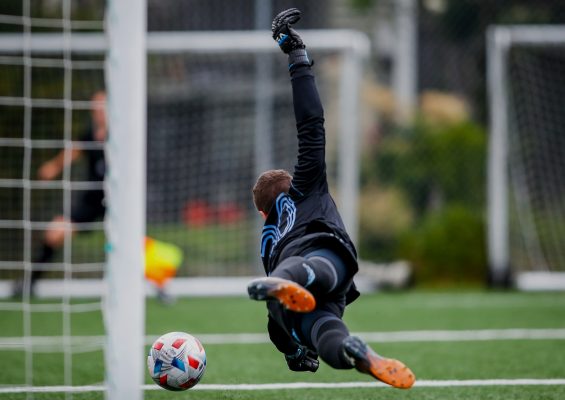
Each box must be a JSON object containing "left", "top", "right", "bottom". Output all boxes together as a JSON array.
[
  {"left": 272, "top": 8, "right": 310, "bottom": 69},
  {"left": 285, "top": 345, "right": 319, "bottom": 372}
]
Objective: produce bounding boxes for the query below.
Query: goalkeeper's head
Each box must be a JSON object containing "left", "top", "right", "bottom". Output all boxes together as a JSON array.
[{"left": 252, "top": 169, "right": 292, "bottom": 219}]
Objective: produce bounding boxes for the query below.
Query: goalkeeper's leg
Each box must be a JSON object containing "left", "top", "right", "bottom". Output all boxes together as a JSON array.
[
  {"left": 247, "top": 248, "right": 349, "bottom": 312},
  {"left": 300, "top": 310, "right": 416, "bottom": 389},
  {"left": 271, "top": 248, "right": 350, "bottom": 298},
  {"left": 300, "top": 309, "right": 353, "bottom": 370}
]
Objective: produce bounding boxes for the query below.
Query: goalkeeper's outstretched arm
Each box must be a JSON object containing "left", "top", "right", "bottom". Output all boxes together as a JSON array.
[{"left": 272, "top": 8, "right": 328, "bottom": 196}]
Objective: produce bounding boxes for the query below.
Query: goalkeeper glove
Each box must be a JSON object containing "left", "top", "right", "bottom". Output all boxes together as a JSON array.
[
  {"left": 272, "top": 8, "right": 310, "bottom": 69},
  {"left": 285, "top": 345, "right": 319, "bottom": 373}
]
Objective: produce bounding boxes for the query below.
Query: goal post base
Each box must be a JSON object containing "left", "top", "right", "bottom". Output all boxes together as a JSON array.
[
  {"left": 486, "top": 266, "right": 513, "bottom": 290},
  {"left": 515, "top": 272, "right": 565, "bottom": 292}
]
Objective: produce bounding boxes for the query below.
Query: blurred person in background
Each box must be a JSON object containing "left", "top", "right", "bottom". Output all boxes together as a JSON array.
[
  {"left": 12, "top": 91, "right": 178, "bottom": 304},
  {"left": 12, "top": 91, "right": 107, "bottom": 298}
]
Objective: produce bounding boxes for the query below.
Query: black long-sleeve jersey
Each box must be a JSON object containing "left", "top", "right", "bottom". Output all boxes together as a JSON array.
[{"left": 259, "top": 64, "right": 359, "bottom": 303}]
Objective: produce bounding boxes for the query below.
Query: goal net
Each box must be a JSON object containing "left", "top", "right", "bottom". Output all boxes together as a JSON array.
[
  {"left": 0, "top": 1, "right": 111, "bottom": 398},
  {"left": 0, "top": 8, "right": 368, "bottom": 398},
  {"left": 487, "top": 26, "right": 565, "bottom": 290}
]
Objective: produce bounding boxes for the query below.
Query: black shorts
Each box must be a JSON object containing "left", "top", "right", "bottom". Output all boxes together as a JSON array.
[
  {"left": 70, "top": 190, "right": 106, "bottom": 224},
  {"left": 268, "top": 247, "right": 354, "bottom": 348}
]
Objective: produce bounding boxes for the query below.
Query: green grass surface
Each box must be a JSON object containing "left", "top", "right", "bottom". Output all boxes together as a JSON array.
[
  {"left": 1, "top": 290, "right": 565, "bottom": 399},
  {"left": 4, "top": 387, "right": 565, "bottom": 400}
]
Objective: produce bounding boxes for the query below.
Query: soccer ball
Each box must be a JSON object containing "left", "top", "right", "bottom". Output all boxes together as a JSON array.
[{"left": 147, "top": 331, "right": 207, "bottom": 391}]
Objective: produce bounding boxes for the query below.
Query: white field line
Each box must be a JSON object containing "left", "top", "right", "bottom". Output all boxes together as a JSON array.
[
  {"left": 195, "top": 328, "right": 565, "bottom": 344},
  {"left": 1, "top": 379, "right": 565, "bottom": 393},
  {"left": 2, "top": 328, "right": 565, "bottom": 350}
]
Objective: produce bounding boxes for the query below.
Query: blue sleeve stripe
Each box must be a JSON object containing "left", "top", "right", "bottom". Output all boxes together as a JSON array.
[{"left": 278, "top": 34, "right": 289, "bottom": 45}]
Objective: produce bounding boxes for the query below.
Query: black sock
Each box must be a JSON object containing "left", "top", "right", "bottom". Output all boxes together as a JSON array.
[
  {"left": 271, "top": 256, "right": 340, "bottom": 297},
  {"left": 311, "top": 317, "right": 353, "bottom": 369}
]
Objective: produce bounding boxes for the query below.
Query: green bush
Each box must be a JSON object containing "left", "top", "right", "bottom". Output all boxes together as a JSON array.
[
  {"left": 371, "top": 120, "right": 486, "bottom": 216},
  {"left": 397, "top": 205, "right": 487, "bottom": 285},
  {"left": 359, "top": 119, "right": 488, "bottom": 285}
]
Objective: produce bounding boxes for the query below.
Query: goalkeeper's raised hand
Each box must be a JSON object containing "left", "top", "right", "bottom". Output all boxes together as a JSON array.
[
  {"left": 272, "top": 8, "right": 304, "bottom": 53},
  {"left": 272, "top": 8, "right": 310, "bottom": 69},
  {"left": 285, "top": 345, "right": 319, "bottom": 373}
]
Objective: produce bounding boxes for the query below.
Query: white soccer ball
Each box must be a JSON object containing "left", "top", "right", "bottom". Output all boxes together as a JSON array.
[{"left": 147, "top": 331, "right": 207, "bottom": 391}]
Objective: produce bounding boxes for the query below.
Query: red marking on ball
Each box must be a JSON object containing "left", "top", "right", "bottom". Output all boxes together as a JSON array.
[
  {"left": 172, "top": 338, "right": 186, "bottom": 349},
  {"left": 188, "top": 356, "right": 200, "bottom": 369}
]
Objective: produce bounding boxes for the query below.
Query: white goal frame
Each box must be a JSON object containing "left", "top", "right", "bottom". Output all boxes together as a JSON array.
[
  {"left": 0, "top": 29, "right": 369, "bottom": 398},
  {"left": 487, "top": 25, "right": 565, "bottom": 290}
]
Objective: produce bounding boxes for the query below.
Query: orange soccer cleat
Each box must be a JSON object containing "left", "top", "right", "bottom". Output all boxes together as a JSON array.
[
  {"left": 343, "top": 336, "right": 415, "bottom": 389},
  {"left": 247, "top": 277, "right": 316, "bottom": 313}
]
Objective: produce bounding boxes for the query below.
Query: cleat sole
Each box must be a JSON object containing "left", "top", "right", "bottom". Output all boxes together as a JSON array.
[
  {"left": 368, "top": 356, "right": 415, "bottom": 389},
  {"left": 344, "top": 336, "right": 415, "bottom": 389},
  {"left": 248, "top": 277, "right": 316, "bottom": 313}
]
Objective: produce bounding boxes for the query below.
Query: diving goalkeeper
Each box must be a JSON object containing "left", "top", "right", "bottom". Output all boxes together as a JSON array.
[{"left": 247, "top": 8, "right": 415, "bottom": 389}]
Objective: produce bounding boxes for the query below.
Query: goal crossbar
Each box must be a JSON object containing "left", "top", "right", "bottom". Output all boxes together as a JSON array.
[{"left": 0, "top": 30, "right": 370, "bottom": 54}]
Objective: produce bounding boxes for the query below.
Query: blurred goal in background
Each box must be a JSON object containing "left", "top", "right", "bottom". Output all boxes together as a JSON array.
[{"left": 487, "top": 25, "right": 565, "bottom": 290}]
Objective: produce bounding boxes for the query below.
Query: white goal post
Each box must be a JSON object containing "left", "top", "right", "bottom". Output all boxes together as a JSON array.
[
  {"left": 487, "top": 25, "right": 565, "bottom": 290},
  {"left": 105, "top": 1, "right": 147, "bottom": 399}
]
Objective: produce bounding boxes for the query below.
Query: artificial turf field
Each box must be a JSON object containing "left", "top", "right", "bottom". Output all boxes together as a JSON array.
[{"left": 1, "top": 290, "right": 565, "bottom": 399}]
